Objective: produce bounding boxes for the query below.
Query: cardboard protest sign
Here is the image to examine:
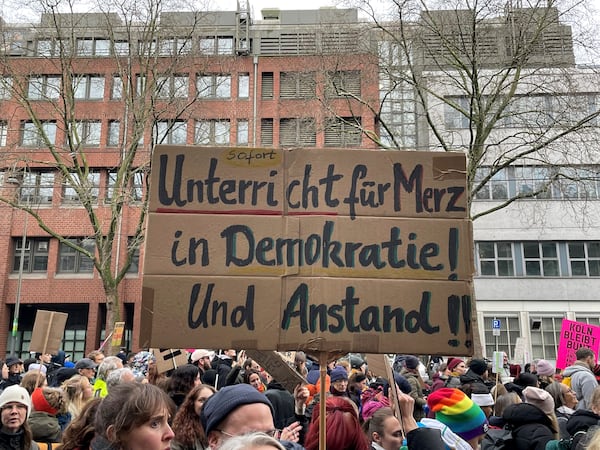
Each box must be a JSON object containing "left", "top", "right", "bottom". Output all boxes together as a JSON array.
[
  {"left": 111, "top": 322, "right": 125, "bottom": 347},
  {"left": 152, "top": 348, "right": 189, "bottom": 373},
  {"left": 142, "top": 146, "right": 474, "bottom": 356},
  {"left": 245, "top": 349, "right": 306, "bottom": 393},
  {"left": 29, "top": 310, "right": 68, "bottom": 354},
  {"left": 556, "top": 319, "right": 600, "bottom": 369}
]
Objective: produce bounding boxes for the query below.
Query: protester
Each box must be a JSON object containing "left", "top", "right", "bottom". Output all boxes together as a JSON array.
[
  {"left": 5, "top": 356, "right": 25, "bottom": 387},
  {"left": 61, "top": 375, "right": 94, "bottom": 421},
  {"left": 426, "top": 387, "right": 488, "bottom": 450},
  {"left": 171, "top": 384, "right": 216, "bottom": 450},
  {"left": 0, "top": 385, "right": 37, "bottom": 450},
  {"left": 502, "top": 386, "right": 559, "bottom": 450},
  {"left": 264, "top": 377, "right": 296, "bottom": 431},
  {"left": 200, "top": 384, "right": 299, "bottom": 449},
  {"left": 167, "top": 364, "right": 202, "bottom": 409},
  {"left": 57, "top": 397, "right": 101, "bottom": 450},
  {"left": 105, "top": 368, "right": 136, "bottom": 391},
  {"left": 86, "top": 351, "right": 105, "bottom": 367},
  {"left": 244, "top": 370, "right": 267, "bottom": 393},
  {"left": 562, "top": 347, "right": 598, "bottom": 410},
  {"left": 460, "top": 358, "right": 490, "bottom": 393},
  {"left": 400, "top": 356, "right": 427, "bottom": 421},
  {"left": 28, "top": 387, "right": 65, "bottom": 443},
  {"left": 430, "top": 358, "right": 465, "bottom": 392},
  {"left": 328, "top": 366, "right": 350, "bottom": 398},
  {"left": 92, "top": 382, "right": 175, "bottom": 450},
  {"left": 565, "top": 386, "right": 600, "bottom": 449},
  {"left": 536, "top": 359, "right": 556, "bottom": 389},
  {"left": 20, "top": 372, "right": 47, "bottom": 395},
  {"left": 130, "top": 351, "right": 155, "bottom": 382},
  {"left": 190, "top": 349, "right": 214, "bottom": 378},
  {"left": 92, "top": 356, "right": 123, "bottom": 398},
  {"left": 545, "top": 381, "right": 578, "bottom": 438},
  {"left": 74, "top": 359, "right": 97, "bottom": 384},
  {"left": 219, "top": 432, "right": 285, "bottom": 450},
  {"left": 303, "top": 396, "right": 369, "bottom": 450},
  {"left": 488, "top": 392, "right": 521, "bottom": 429}
]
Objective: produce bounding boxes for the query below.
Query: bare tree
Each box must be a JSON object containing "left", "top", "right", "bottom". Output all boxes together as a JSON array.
[{"left": 0, "top": 0, "right": 225, "bottom": 354}]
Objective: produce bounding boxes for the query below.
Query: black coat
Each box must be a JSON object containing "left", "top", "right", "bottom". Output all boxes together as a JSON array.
[
  {"left": 503, "top": 403, "right": 556, "bottom": 450},
  {"left": 265, "top": 381, "right": 296, "bottom": 430}
]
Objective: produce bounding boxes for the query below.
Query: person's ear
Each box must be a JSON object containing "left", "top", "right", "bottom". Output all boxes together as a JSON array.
[
  {"left": 372, "top": 431, "right": 383, "bottom": 444},
  {"left": 207, "top": 431, "right": 221, "bottom": 450},
  {"left": 106, "top": 425, "right": 116, "bottom": 442}
]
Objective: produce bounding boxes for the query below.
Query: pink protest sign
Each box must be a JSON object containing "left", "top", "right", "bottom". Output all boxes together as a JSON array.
[{"left": 556, "top": 319, "right": 600, "bottom": 369}]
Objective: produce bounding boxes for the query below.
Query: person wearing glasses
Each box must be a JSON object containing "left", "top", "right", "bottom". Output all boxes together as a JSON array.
[
  {"left": 200, "top": 384, "right": 301, "bottom": 449},
  {"left": 545, "top": 381, "right": 578, "bottom": 439},
  {"left": 0, "top": 385, "right": 38, "bottom": 450}
]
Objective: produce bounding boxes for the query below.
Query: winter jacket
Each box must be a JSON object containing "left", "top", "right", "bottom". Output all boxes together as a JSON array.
[
  {"left": 459, "top": 370, "right": 489, "bottom": 393},
  {"left": 562, "top": 362, "right": 597, "bottom": 410},
  {"left": 406, "top": 426, "right": 446, "bottom": 449},
  {"left": 502, "top": 403, "right": 556, "bottom": 450},
  {"left": 0, "top": 429, "right": 40, "bottom": 450},
  {"left": 400, "top": 370, "right": 426, "bottom": 421},
  {"left": 28, "top": 412, "right": 61, "bottom": 443},
  {"left": 265, "top": 381, "right": 296, "bottom": 430},
  {"left": 565, "top": 408, "right": 600, "bottom": 448}
]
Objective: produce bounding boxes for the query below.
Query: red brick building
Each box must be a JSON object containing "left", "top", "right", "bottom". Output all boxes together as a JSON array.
[{"left": 0, "top": 5, "right": 379, "bottom": 358}]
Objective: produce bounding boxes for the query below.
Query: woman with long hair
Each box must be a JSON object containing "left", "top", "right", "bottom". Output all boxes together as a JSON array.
[
  {"left": 91, "top": 382, "right": 175, "bottom": 450},
  {"left": 56, "top": 397, "right": 102, "bottom": 450},
  {"left": 545, "top": 382, "right": 577, "bottom": 438},
  {"left": 171, "top": 384, "right": 216, "bottom": 450},
  {"left": 61, "top": 375, "right": 94, "bottom": 421},
  {"left": 20, "top": 371, "right": 47, "bottom": 395},
  {"left": 304, "top": 396, "right": 370, "bottom": 450},
  {"left": 166, "top": 365, "right": 201, "bottom": 409}
]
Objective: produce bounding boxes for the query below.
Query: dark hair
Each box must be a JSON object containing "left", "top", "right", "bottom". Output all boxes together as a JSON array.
[
  {"left": 365, "top": 407, "right": 397, "bottom": 442},
  {"left": 243, "top": 369, "right": 262, "bottom": 385},
  {"left": 576, "top": 347, "right": 594, "bottom": 360},
  {"left": 304, "top": 396, "right": 369, "bottom": 450},
  {"left": 95, "top": 383, "right": 176, "bottom": 448},
  {"left": 57, "top": 397, "right": 102, "bottom": 450},
  {"left": 171, "top": 384, "right": 215, "bottom": 448},
  {"left": 168, "top": 364, "right": 200, "bottom": 394}
]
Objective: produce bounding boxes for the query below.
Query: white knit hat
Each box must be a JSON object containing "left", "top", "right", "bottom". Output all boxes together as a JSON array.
[{"left": 0, "top": 385, "right": 32, "bottom": 418}]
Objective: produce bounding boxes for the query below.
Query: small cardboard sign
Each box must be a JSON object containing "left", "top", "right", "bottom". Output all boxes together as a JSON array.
[
  {"left": 152, "top": 348, "right": 189, "bottom": 374},
  {"left": 556, "top": 319, "right": 600, "bottom": 369},
  {"left": 245, "top": 349, "right": 306, "bottom": 393},
  {"left": 29, "top": 310, "right": 68, "bottom": 354}
]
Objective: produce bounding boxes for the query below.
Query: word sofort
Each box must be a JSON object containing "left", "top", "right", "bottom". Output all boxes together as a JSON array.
[
  {"left": 187, "top": 282, "right": 443, "bottom": 334},
  {"left": 158, "top": 155, "right": 465, "bottom": 219}
]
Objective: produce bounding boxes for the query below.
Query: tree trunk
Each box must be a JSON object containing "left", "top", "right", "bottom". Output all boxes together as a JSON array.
[{"left": 103, "top": 287, "right": 120, "bottom": 356}]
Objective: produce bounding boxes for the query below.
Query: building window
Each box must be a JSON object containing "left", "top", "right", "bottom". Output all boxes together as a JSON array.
[
  {"left": 127, "top": 237, "right": 141, "bottom": 274},
  {"left": 195, "top": 120, "right": 230, "bottom": 145},
  {"left": 73, "top": 75, "right": 105, "bottom": 100},
  {"left": 76, "top": 38, "right": 111, "bottom": 56},
  {"left": 158, "top": 37, "right": 191, "bottom": 56},
  {"left": 58, "top": 238, "right": 95, "bottom": 273},
  {"left": 113, "top": 41, "right": 129, "bottom": 56},
  {"left": 13, "top": 237, "right": 50, "bottom": 273},
  {"left": 325, "top": 70, "right": 361, "bottom": 98},
  {"left": 474, "top": 168, "right": 509, "bottom": 200},
  {"left": 324, "top": 117, "right": 362, "bottom": 147},
  {"left": 574, "top": 316, "right": 600, "bottom": 327},
  {"left": 21, "top": 121, "right": 57, "bottom": 147},
  {"left": 18, "top": 171, "right": 54, "bottom": 205},
  {"left": 0, "top": 122, "right": 7, "bottom": 147},
  {"left": 35, "top": 39, "right": 61, "bottom": 57},
  {"left": 0, "top": 77, "right": 12, "bottom": 99},
  {"left": 197, "top": 74, "right": 231, "bottom": 99},
  {"left": 157, "top": 75, "right": 189, "bottom": 99},
  {"left": 530, "top": 316, "right": 562, "bottom": 360},
  {"left": 106, "top": 171, "right": 144, "bottom": 203},
  {"left": 444, "top": 97, "right": 470, "bottom": 129},
  {"left": 28, "top": 76, "right": 61, "bottom": 100},
  {"left": 477, "top": 242, "right": 515, "bottom": 276},
  {"left": 280, "top": 72, "right": 315, "bottom": 99},
  {"left": 153, "top": 120, "right": 187, "bottom": 145},
  {"left": 199, "top": 36, "right": 233, "bottom": 54},
  {"left": 111, "top": 76, "right": 123, "bottom": 100},
  {"left": 261, "top": 119, "right": 273, "bottom": 147},
  {"left": 514, "top": 166, "right": 553, "bottom": 199},
  {"left": 237, "top": 119, "right": 249, "bottom": 145},
  {"left": 107, "top": 121, "right": 120, "bottom": 147},
  {"left": 261, "top": 72, "right": 273, "bottom": 99},
  {"left": 568, "top": 242, "right": 600, "bottom": 276},
  {"left": 71, "top": 121, "right": 102, "bottom": 147},
  {"left": 238, "top": 73, "right": 250, "bottom": 98},
  {"left": 62, "top": 172, "right": 100, "bottom": 204},
  {"left": 63, "top": 329, "right": 87, "bottom": 363},
  {"left": 523, "top": 242, "right": 559, "bottom": 276},
  {"left": 483, "top": 315, "right": 520, "bottom": 360},
  {"left": 279, "top": 118, "right": 316, "bottom": 147}
]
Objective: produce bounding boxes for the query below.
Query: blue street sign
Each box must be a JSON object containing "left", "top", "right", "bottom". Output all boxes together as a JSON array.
[{"left": 492, "top": 319, "right": 501, "bottom": 329}]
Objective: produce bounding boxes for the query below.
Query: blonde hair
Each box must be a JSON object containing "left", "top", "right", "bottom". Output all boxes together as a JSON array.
[
  {"left": 62, "top": 375, "right": 92, "bottom": 419},
  {"left": 587, "top": 427, "right": 600, "bottom": 450},
  {"left": 20, "top": 371, "right": 47, "bottom": 394}
]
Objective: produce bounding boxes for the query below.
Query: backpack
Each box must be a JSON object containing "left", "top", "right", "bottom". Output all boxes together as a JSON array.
[
  {"left": 562, "top": 376, "right": 572, "bottom": 388},
  {"left": 545, "top": 431, "right": 588, "bottom": 450},
  {"left": 480, "top": 427, "right": 515, "bottom": 450}
]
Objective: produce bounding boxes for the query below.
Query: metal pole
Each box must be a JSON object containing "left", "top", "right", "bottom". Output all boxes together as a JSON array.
[{"left": 9, "top": 173, "right": 28, "bottom": 356}]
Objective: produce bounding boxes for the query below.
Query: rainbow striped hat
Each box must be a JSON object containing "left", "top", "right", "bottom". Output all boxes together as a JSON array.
[{"left": 427, "top": 388, "right": 489, "bottom": 441}]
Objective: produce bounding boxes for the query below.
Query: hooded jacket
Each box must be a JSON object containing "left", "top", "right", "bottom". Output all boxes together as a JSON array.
[
  {"left": 562, "top": 362, "right": 597, "bottom": 410},
  {"left": 566, "top": 409, "right": 600, "bottom": 436},
  {"left": 28, "top": 411, "right": 61, "bottom": 443},
  {"left": 503, "top": 403, "right": 556, "bottom": 450}
]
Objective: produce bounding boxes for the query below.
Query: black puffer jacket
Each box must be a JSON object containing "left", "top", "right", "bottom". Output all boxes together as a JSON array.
[
  {"left": 503, "top": 403, "right": 556, "bottom": 450},
  {"left": 566, "top": 409, "right": 600, "bottom": 449}
]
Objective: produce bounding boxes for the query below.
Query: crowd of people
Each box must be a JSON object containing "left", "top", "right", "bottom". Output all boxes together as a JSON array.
[{"left": 0, "top": 346, "right": 599, "bottom": 450}]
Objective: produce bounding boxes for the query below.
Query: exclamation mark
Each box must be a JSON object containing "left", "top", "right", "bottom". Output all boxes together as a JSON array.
[
  {"left": 447, "top": 294, "right": 460, "bottom": 347},
  {"left": 462, "top": 295, "right": 473, "bottom": 349},
  {"left": 448, "top": 227, "right": 458, "bottom": 280}
]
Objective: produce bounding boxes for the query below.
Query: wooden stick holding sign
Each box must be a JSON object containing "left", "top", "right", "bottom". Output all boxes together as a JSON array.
[
  {"left": 29, "top": 310, "right": 68, "bottom": 355},
  {"left": 318, "top": 352, "right": 327, "bottom": 450}
]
